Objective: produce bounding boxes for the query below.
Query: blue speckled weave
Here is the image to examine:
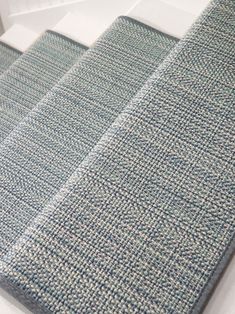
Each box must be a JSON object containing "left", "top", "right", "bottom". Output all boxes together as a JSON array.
[
  {"left": 0, "top": 31, "right": 86, "bottom": 142},
  {"left": 0, "top": 0, "right": 234, "bottom": 313},
  {"left": 0, "top": 17, "right": 177, "bottom": 258},
  {"left": 0, "top": 42, "right": 21, "bottom": 75}
]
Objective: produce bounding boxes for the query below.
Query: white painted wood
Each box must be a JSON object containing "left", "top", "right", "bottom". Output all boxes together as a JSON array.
[
  {"left": 0, "top": 288, "right": 32, "bottom": 314},
  {"left": 0, "top": 0, "right": 87, "bottom": 30},
  {"left": 0, "top": 24, "right": 39, "bottom": 51},
  {"left": 127, "top": 0, "right": 210, "bottom": 38},
  {"left": 204, "top": 255, "right": 235, "bottom": 314},
  {"left": 53, "top": 0, "right": 138, "bottom": 46}
]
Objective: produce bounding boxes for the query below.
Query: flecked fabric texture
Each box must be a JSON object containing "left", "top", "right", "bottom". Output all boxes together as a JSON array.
[
  {"left": 0, "top": 42, "right": 21, "bottom": 75},
  {"left": 0, "top": 30, "right": 87, "bottom": 142},
  {"left": 0, "top": 0, "right": 234, "bottom": 313},
  {"left": 0, "top": 17, "right": 177, "bottom": 257}
]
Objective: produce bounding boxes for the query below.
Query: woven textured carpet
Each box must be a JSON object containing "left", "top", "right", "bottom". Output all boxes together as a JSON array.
[
  {"left": 0, "top": 17, "right": 177, "bottom": 257},
  {"left": 0, "top": 0, "right": 233, "bottom": 313},
  {"left": 0, "top": 30, "right": 86, "bottom": 142},
  {"left": 0, "top": 42, "right": 21, "bottom": 75}
]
